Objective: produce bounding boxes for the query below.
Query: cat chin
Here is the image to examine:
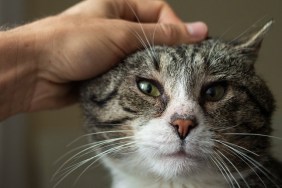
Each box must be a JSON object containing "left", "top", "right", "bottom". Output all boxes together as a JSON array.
[
  {"left": 146, "top": 155, "right": 206, "bottom": 179},
  {"left": 132, "top": 118, "right": 213, "bottom": 179},
  {"left": 102, "top": 150, "right": 204, "bottom": 180}
]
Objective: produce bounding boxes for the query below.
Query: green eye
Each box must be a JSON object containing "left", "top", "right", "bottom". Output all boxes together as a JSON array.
[
  {"left": 137, "top": 80, "right": 161, "bottom": 97},
  {"left": 204, "top": 84, "right": 226, "bottom": 102}
]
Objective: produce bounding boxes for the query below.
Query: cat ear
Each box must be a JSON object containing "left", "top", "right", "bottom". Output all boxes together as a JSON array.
[
  {"left": 235, "top": 20, "right": 273, "bottom": 48},
  {"left": 232, "top": 20, "right": 273, "bottom": 62}
]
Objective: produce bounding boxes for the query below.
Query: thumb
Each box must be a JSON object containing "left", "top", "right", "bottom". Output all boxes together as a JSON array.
[{"left": 131, "top": 22, "right": 208, "bottom": 47}]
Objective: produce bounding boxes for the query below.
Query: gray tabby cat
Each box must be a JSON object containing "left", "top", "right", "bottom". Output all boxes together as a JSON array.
[{"left": 79, "top": 21, "right": 282, "bottom": 188}]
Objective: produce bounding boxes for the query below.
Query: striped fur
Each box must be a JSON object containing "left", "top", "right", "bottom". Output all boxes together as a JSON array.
[{"left": 79, "top": 21, "right": 282, "bottom": 188}]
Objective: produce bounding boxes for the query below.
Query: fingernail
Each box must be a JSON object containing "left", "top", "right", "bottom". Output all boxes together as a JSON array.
[{"left": 186, "top": 22, "right": 208, "bottom": 39}]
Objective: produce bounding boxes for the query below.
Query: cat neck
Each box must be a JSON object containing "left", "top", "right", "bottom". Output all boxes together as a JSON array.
[{"left": 108, "top": 163, "right": 228, "bottom": 188}]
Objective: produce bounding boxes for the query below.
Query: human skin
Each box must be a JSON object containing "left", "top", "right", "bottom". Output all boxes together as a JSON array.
[{"left": 0, "top": 0, "right": 208, "bottom": 121}]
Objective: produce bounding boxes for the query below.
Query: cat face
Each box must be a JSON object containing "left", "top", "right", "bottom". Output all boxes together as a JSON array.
[{"left": 80, "top": 21, "right": 274, "bottom": 180}]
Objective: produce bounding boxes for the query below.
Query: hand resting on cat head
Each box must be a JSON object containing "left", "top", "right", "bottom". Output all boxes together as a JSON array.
[
  {"left": 0, "top": 0, "right": 208, "bottom": 121},
  {"left": 78, "top": 20, "right": 282, "bottom": 188}
]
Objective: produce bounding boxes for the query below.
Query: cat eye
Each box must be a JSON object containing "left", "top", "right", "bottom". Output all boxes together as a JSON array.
[
  {"left": 137, "top": 80, "right": 161, "bottom": 97},
  {"left": 203, "top": 83, "right": 227, "bottom": 102}
]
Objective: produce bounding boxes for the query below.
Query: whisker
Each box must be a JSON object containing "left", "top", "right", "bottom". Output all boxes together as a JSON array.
[
  {"left": 214, "top": 139, "right": 279, "bottom": 187},
  {"left": 125, "top": 0, "right": 157, "bottom": 62},
  {"left": 209, "top": 155, "right": 232, "bottom": 187},
  {"left": 221, "top": 146, "right": 267, "bottom": 188},
  {"left": 67, "top": 130, "right": 134, "bottom": 147},
  {"left": 229, "top": 16, "right": 268, "bottom": 44},
  {"left": 52, "top": 158, "right": 91, "bottom": 188},
  {"left": 54, "top": 142, "right": 97, "bottom": 165},
  {"left": 206, "top": 41, "right": 219, "bottom": 64},
  {"left": 52, "top": 136, "right": 134, "bottom": 181},
  {"left": 206, "top": 24, "right": 236, "bottom": 64},
  {"left": 129, "top": 30, "right": 157, "bottom": 63},
  {"left": 70, "top": 141, "right": 135, "bottom": 164},
  {"left": 236, "top": 150, "right": 280, "bottom": 188},
  {"left": 53, "top": 140, "right": 136, "bottom": 188},
  {"left": 212, "top": 139, "right": 259, "bottom": 156},
  {"left": 74, "top": 142, "right": 137, "bottom": 185},
  {"left": 151, "top": 15, "right": 161, "bottom": 61},
  {"left": 54, "top": 135, "right": 134, "bottom": 165},
  {"left": 211, "top": 124, "right": 240, "bottom": 132},
  {"left": 217, "top": 150, "right": 250, "bottom": 188},
  {"left": 86, "top": 122, "right": 126, "bottom": 126},
  {"left": 223, "top": 133, "right": 282, "bottom": 140},
  {"left": 213, "top": 151, "right": 237, "bottom": 188}
]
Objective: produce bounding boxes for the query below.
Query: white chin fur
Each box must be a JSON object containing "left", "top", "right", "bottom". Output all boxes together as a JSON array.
[
  {"left": 99, "top": 118, "right": 221, "bottom": 188},
  {"left": 134, "top": 118, "right": 214, "bottom": 180}
]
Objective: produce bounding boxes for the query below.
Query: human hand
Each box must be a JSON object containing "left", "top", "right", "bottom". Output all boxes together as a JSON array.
[
  {"left": 44, "top": 0, "right": 208, "bottom": 81},
  {"left": 1, "top": 0, "right": 208, "bottom": 118}
]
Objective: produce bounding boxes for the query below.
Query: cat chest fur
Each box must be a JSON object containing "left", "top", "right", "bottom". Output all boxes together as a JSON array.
[{"left": 109, "top": 164, "right": 228, "bottom": 188}]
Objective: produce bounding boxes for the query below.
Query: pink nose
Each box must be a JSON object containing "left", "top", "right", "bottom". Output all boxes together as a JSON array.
[{"left": 171, "top": 119, "right": 196, "bottom": 139}]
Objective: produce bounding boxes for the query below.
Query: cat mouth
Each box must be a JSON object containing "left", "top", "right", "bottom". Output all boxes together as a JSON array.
[
  {"left": 166, "top": 150, "right": 188, "bottom": 158},
  {"left": 163, "top": 149, "right": 196, "bottom": 159}
]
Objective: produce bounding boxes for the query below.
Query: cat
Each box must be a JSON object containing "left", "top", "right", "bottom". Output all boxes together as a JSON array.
[{"left": 79, "top": 20, "right": 282, "bottom": 188}]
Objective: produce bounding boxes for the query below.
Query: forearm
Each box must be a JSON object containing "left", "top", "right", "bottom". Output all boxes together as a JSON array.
[
  {"left": 0, "top": 16, "right": 80, "bottom": 121},
  {"left": 0, "top": 24, "right": 40, "bottom": 120}
]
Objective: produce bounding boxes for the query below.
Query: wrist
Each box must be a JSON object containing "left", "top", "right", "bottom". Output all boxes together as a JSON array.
[{"left": 0, "top": 23, "right": 40, "bottom": 120}]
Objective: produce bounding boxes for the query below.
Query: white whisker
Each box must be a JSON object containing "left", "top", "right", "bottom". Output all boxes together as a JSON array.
[
  {"left": 67, "top": 130, "right": 134, "bottom": 147},
  {"left": 125, "top": 0, "right": 157, "bottom": 62},
  {"left": 214, "top": 138, "right": 279, "bottom": 187},
  {"left": 209, "top": 154, "right": 232, "bottom": 187},
  {"left": 73, "top": 142, "right": 137, "bottom": 185},
  {"left": 212, "top": 139, "right": 259, "bottom": 156},
  {"left": 54, "top": 135, "right": 134, "bottom": 165},
  {"left": 237, "top": 150, "right": 279, "bottom": 188},
  {"left": 217, "top": 150, "right": 250, "bottom": 188},
  {"left": 223, "top": 133, "right": 282, "bottom": 140},
  {"left": 52, "top": 136, "right": 134, "bottom": 182},
  {"left": 212, "top": 124, "right": 240, "bottom": 132},
  {"left": 221, "top": 146, "right": 267, "bottom": 188},
  {"left": 213, "top": 151, "right": 237, "bottom": 188},
  {"left": 229, "top": 16, "right": 268, "bottom": 44}
]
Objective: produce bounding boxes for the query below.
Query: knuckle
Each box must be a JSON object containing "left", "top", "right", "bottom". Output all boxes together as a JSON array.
[
  {"left": 160, "top": 24, "right": 178, "bottom": 42},
  {"left": 154, "top": 0, "right": 169, "bottom": 7}
]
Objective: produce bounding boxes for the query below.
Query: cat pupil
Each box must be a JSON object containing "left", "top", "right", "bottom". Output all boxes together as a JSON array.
[
  {"left": 137, "top": 80, "right": 160, "bottom": 97},
  {"left": 142, "top": 83, "right": 152, "bottom": 93},
  {"left": 205, "top": 84, "right": 225, "bottom": 102}
]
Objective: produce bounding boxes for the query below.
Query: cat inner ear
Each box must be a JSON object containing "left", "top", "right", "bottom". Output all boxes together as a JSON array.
[{"left": 233, "top": 20, "right": 274, "bottom": 63}]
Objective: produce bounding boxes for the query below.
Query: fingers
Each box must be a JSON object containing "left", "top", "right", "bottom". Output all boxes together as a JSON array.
[
  {"left": 127, "top": 21, "right": 208, "bottom": 51},
  {"left": 61, "top": 0, "right": 116, "bottom": 18},
  {"left": 62, "top": 0, "right": 208, "bottom": 43},
  {"left": 62, "top": 0, "right": 178, "bottom": 23},
  {"left": 121, "top": 0, "right": 183, "bottom": 23},
  {"left": 123, "top": 0, "right": 208, "bottom": 43},
  {"left": 185, "top": 22, "right": 208, "bottom": 41}
]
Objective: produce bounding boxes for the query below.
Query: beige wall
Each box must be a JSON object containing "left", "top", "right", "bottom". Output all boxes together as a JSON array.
[{"left": 20, "top": 0, "right": 282, "bottom": 188}]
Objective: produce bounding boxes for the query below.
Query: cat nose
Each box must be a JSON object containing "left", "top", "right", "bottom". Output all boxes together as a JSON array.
[{"left": 171, "top": 119, "right": 196, "bottom": 140}]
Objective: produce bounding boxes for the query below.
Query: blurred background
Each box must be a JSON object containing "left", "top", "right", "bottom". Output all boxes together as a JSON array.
[{"left": 0, "top": 0, "right": 281, "bottom": 188}]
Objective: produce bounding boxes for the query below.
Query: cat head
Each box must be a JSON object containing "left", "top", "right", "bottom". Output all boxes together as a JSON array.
[{"left": 80, "top": 21, "right": 274, "bottom": 180}]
